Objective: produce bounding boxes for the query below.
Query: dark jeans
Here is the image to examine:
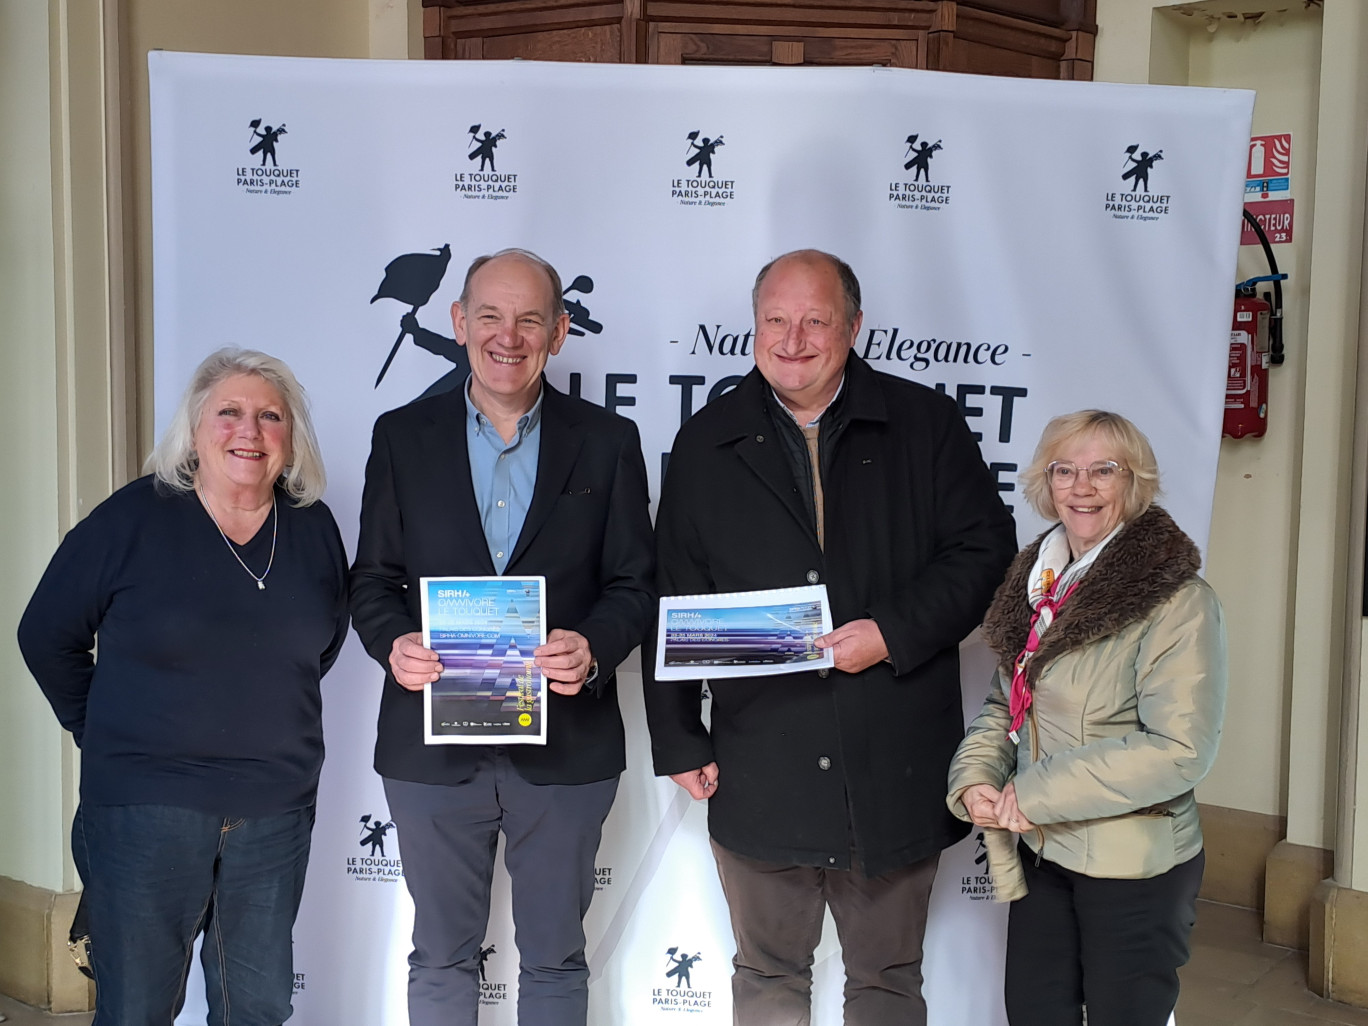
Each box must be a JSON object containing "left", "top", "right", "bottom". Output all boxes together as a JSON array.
[
  {"left": 383, "top": 754, "right": 619, "bottom": 1026},
  {"left": 1005, "top": 847, "right": 1205, "bottom": 1026},
  {"left": 710, "top": 839, "right": 940, "bottom": 1026},
  {"left": 73, "top": 802, "right": 314, "bottom": 1026}
]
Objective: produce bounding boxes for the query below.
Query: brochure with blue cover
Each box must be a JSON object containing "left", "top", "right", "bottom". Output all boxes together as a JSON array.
[
  {"left": 654, "top": 585, "right": 835, "bottom": 681},
  {"left": 420, "top": 576, "right": 547, "bottom": 745}
]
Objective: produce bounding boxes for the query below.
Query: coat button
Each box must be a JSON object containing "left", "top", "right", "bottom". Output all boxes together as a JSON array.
[
  {"left": 817, "top": 668, "right": 830, "bottom": 679},
  {"left": 828, "top": 856, "right": 837, "bottom": 865},
  {"left": 806, "top": 570, "right": 819, "bottom": 584},
  {"left": 817, "top": 756, "right": 831, "bottom": 770},
  {"left": 756, "top": 434, "right": 765, "bottom": 443}
]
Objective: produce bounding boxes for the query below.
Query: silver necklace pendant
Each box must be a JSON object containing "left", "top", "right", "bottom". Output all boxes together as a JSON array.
[{"left": 199, "top": 485, "right": 278, "bottom": 592}]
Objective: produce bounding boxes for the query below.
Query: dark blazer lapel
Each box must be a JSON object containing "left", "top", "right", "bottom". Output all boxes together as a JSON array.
[
  {"left": 508, "top": 383, "right": 584, "bottom": 567},
  {"left": 725, "top": 372, "right": 813, "bottom": 541},
  {"left": 423, "top": 389, "right": 496, "bottom": 574}
]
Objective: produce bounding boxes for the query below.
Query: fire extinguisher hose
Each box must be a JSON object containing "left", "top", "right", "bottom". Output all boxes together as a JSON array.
[{"left": 1241, "top": 209, "right": 1285, "bottom": 366}]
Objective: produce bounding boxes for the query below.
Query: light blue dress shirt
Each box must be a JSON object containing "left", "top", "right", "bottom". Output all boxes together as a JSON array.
[{"left": 465, "top": 377, "right": 542, "bottom": 575}]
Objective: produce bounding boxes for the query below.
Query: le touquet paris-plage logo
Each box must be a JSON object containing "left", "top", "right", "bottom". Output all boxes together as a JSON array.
[
  {"left": 367, "top": 243, "right": 602, "bottom": 400},
  {"left": 478, "top": 943, "right": 508, "bottom": 1007},
  {"left": 347, "top": 812, "right": 402, "bottom": 882},
  {"left": 890, "top": 133, "right": 950, "bottom": 212},
  {"left": 960, "top": 831, "right": 997, "bottom": 901},
  {"left": 236, "top": 117, "right": 300, "bottom": 196},
  {"left": 672, "top": 129, "right": 736, "bottom": 208},
  {"left": 652, "top": 946, "right": 712, "bottom": 1011},
  {"left": 455, "top": 123, "right": 517, "bottom": 201},
  {"left": 1105, "top": 143, "right": 1171, "bottom": 222}
]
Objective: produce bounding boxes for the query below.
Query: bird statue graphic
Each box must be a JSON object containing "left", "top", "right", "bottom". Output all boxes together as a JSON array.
[{"left": 370, "top": 243, "right": 452, "bottom": 387}]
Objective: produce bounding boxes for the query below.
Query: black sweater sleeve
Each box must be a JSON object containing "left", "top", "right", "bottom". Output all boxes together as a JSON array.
[{"left": 17, "top": 504, "right": 126, "bottom": 746}]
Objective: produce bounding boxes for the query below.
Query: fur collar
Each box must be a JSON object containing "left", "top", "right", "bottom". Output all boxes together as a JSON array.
[{"left": 981, "top": 505, "right": 1201, "bottom": 681}]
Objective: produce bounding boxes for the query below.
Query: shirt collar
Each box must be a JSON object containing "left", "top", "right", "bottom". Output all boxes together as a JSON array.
[
  {"left": 464, "top": 375, "right": 545, "bottom": 439},
  {"left": 769, "top": 375, "right": 846, "bottom": 429}
]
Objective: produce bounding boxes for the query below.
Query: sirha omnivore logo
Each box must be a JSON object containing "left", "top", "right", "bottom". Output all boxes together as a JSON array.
[
  {"left": 671, "top": 129, "right": 736, "bottom": 208},
  {"left": 960, "top": 831, "right": 997, "bottom": 902},
  {"left": 454, "top": 123, "right": 518, "bottom": 201},
  {"left": 889, "top": 132, "right": 951, "bottom": 212},
  {"left": 651, "top": 946, "right": 713, "bottom": 1011},
  {"left": 1105, "top": 143, "right": 1172, "bottom": 222},
  {"left": 235, "top": 117, "right": 301, "bottom": 196},
  {"left": 347, "top": 812, "right": 403, "bottom": 882},
  {"left": 478, "top": 943, "right": 508, "bottom": 1007}
]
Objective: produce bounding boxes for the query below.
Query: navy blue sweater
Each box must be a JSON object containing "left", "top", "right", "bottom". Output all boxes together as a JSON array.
[{"left": 18, "top": 476, "right": 349, "bottom": 817}]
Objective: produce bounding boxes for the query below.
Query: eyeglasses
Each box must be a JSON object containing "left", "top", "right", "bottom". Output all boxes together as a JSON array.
[{"left": 1047, "top": 460, "right": 1127, "bottom": 486}]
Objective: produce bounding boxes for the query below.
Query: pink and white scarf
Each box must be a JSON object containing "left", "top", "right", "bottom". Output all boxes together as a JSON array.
[{"left": 1007, "top": 521, "right": 1124, "bottom": 744}]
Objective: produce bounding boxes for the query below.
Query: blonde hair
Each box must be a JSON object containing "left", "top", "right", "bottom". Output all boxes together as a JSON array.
[
  {"left": 146, "top": 347, "right": 327, "bottom": 506},
  {"left": 1019, "top": 410, "right": 1159, "bottom": 522}
]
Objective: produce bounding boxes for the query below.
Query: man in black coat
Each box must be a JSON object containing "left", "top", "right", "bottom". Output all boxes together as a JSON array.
[
  {"left": 644, "top": 249, "right": 1016, "bottom": 1025},
  {"left": 350, "top": 249, "right": 655, "bottom": 1026}
]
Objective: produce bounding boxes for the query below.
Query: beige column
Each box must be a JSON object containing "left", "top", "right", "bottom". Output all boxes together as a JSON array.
[
  {"left": 0, "top": 0, "right": 124, "bottom": 1010},
  {"left": 1285, "top": 0, "right": 1368, "bottom": 862},
  {"left": 1297, "top": 1, "right": 1368, "bottom": 1006}
]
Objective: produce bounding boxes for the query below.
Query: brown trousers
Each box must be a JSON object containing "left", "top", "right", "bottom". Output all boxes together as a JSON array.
[{"left": 711, "top": 839, "right": 940, "bottom": 1026}]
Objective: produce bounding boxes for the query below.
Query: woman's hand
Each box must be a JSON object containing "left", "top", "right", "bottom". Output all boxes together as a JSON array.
[
  {"left": 962, "top": 784, "right": 1004, "bottom": 827},
  {"left": 993, "top": 781, "right": 1036, "bottom": 833}
]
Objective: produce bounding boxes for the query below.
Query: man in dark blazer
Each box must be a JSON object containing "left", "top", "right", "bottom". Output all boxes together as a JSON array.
[
  {"left": 644, "top": 249, "right": 1016, "bottom": 1025},
  {"left": 351, "top": 248, "right": 655, "bottom": 1026}
]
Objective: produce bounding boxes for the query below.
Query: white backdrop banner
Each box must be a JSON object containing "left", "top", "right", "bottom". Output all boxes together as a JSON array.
[{"left": 149, "top": 52, "right": 1252, "bottom": 1026}]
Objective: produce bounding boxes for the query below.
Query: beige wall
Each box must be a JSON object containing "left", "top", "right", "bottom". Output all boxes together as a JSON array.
[
  {"left": 1172, "top": 8, "right": 1321, "bottom": 822},
  {"left": 1093, "top": 2, "right": 1368, "bottom": 864},
  {"left": 0, "top": 1, "right": 69, "bottom": 894},
  {"left": 1094, "top": 0, "right": 1160, "bottom": 84}
]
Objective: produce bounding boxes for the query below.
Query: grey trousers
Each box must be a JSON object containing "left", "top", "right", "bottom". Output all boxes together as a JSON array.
[
  {"left": 711, "top": 839, "right": 940, "bottom": 1026},
  {"left": 383, "top": 753, "right": 618, "bottom": 1026}
]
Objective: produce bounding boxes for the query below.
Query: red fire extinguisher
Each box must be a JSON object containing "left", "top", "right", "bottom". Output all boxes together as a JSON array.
[
  {"left": 1225, "top": 290, "right": 1270, "bottom": 438},
  {"left": 1225, "top": 210, "right": 1286, "bottom": 439}
]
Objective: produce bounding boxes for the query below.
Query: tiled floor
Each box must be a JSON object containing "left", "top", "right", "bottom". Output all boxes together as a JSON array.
[{"left": 3, "top": 899, "right": 1367, "bottom": 1025}]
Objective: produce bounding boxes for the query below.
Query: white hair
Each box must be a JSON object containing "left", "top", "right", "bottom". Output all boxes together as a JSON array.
[{"left": 146, "top": 348, "right": 327, "bottom": 506}]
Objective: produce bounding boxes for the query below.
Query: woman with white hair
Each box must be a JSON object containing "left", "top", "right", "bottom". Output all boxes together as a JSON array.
[
  {"left": 948, "top": 409, "right": 1228, "bottom": 1026},
  {"left": 19, "top": 347, "right": 348, "bottom": 1025}
]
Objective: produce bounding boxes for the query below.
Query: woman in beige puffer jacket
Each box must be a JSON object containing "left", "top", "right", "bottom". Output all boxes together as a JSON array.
[{"left": 948, "top": 410, "right": 1227, "bottom": 1026}]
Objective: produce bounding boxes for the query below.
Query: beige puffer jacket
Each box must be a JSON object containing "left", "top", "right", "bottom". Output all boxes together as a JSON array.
[{"left": 947, "top": 506, "right": 1227, "bottom": 900}]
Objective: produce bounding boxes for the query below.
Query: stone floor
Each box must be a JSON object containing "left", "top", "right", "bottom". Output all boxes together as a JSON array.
[
  {"left": 0, "top": 993, "right": 91, "bottom": 1026},
  {"left": 4, "top": 899, "right": 1368, "bottom": 1025},
  {"left": 1175, "top": 901, "right": 1368, "bottom": 1026}
]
